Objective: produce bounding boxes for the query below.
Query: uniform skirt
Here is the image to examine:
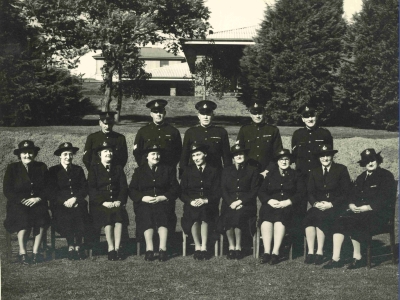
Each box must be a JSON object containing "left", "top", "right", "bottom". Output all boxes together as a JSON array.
[
  {"left": 303, "top": 207, "right": 338, "bottom": 233},
  {"left": 217, "top": 205, "right": 257, "bottom": 233},
  {"left": 91, "top": 205, "right": 129, "bottom": 229},
  {"left": 135, "top": 201, "right": 169, "bottom": 236},
  {"left": 332, "top": 211, "right": 374, "bottom": 242},
  {"left": 258, "top": 204, "right": 293, "bottom": 227},
  {"left": 181, "top": 204, "right": 216, "bottom": 234},
  {"left": 53, "top": 201, "right": 89, "bottom": 237},
  {"left": 4, "top": 202, "right": 50, "bottom": 235}
]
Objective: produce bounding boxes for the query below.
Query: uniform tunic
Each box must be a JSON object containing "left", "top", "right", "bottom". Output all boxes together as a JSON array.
[
  {"left": 333, "top": 167, "right": 396, "bottom": 242},
  {"left": 83, "top": 131, "right": 128, "bottom": 170},
  {"left": 48, "top": 164, "right": 88, "bottom": 237},
  {"left": 218, "top": 163, "right": 260, "bottom": 231},
  {"left": 133, "top": 122, "right": 182, "bottom": 167},
  {"left": 236, "top": 121, "right": 283, "bottom": 171},
  {"left": 88, "top": 163, "right": 128, "bottom": 229},
  {"left": 3, "top": 161, "right": 50, "bottom": 235},
  {"left": 303, "top": 163, "right": 351, "bottom": 233},
  {"left": 129, "top": 164, "right": 180, "bottom": 236},
  {"left": 180, "top": 164, "right": 221, "bottom": 234},
  {"left": 180, "top": 125, "right": 231, "bottom": 170},
  {"left": 258, "top": 167, "right": 306, "bottom": 227},
  {"left": 291, "top": 126, "right": 333, "bottom": 176}
]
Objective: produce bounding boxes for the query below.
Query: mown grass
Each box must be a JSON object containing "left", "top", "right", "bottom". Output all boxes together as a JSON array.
[{"left": 0, "top": 125, "right": 398, "bottom": 300}]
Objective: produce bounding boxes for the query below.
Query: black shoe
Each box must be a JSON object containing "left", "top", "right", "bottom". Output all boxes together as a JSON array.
[
  {"left": 304, "top": 254, "right": 314, "bottom": 264},
  {"left": 323, "top": 259, "right": 343, "bottom": 269},
  {"left": 31, "top": 253, "right": 40, "bottom": 265},
  {"left": 116, "top": 249, "right": 125, "bottom": 261},
  {"left": 227, "top": 250, "right": 236, "bottom": 260},
  {"left": 235, "top": 250, "right": 243, "bottom": 260},
  {"left": 75, "top": 249, "right": 86, "bottom": 260},
  {"left": 269, "top": 254, "right": 279, "bottom": 265},
  {"left": 347, "top": 258, "right": 365, "bottom": 270},
  {"left": 158, "top": 249, "right": 167, "bottom": 262},
  {"left": 314, "top": 254, "right": 324, "bottom": 265},
  {"left": 200, "top": 250, "right": 208, "bottom": 260},
  {"left": 193, "top": 250, "right": 201, "bottom": 260},
  {"left": 68, "top": 250, "right": 76, "bottom": 261},
  {"left": 108, "top": 250, "right": 117, "bottom": 261},
  {"left": 261, "top": 253, "right": 271, "bottom": 264},
  {"left": 19, "top": 254, "right": 30, "bottom": 265},
  {"left": 144, "top": 250, "right": 154, "bottom": 261}
]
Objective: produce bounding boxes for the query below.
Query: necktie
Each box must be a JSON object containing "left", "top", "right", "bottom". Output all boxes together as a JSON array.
[
  {"left": 199, "top": 166, "right": 203, "bottom": 173},
  {"left": 238, "top": 164, "right": 243, "bottom": 171},
  {"left": 66, "top": 165, "right": 71, "bottom": 174},
  {"left": 151, "top": 165, "right": 156, "bottom": 174},
  {"left": 324, "top": 167, "right": 328, "bottom": 178},
  {"left": 106, "top": 165, "right": 110, "bottom": 172}
]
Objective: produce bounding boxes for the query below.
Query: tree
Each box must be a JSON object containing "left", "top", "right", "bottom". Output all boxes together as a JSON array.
[
  {"left": 19, "top": 0, "right": 211, "bottom": 120},
  {"left": 239, "top": 0, "right": 347, "bottom": 125},
  {"left": 339, "top": 0, "right": 398, "bottom": 130}
]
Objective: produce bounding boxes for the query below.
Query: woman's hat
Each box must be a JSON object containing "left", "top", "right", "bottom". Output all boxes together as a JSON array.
[
  {"left": 230, "top": 143, "right": 249, "bottom": 156},
  {"left": 142, "top": 144, "right": 163, "bottom": 154},
  {"left": 314, "top": 144, "right": 338, "bottom": 156},
  {"left": 13, "top": 140, "right": 40, "bottom": 156},
  {"left": 95, "top": 141, "right": 115, "bottom": 153},
  {"left": 54, "top": 142, "right": 79, "bottom": 156},
  {"left": 189, "top": 143, "right": 209, "bottom": 154},
  {"left": 358, "top": 148, "right": 382, "bottom": 166},
  {"left": 274, "top": 149, "right": 293, "bottom": 161}
]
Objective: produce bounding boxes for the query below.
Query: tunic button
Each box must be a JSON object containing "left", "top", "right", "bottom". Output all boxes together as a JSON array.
[
  {"left": 237, "top": 179, "right": 239, "bottom": 181},
  {"left": 201, "top": 187, "right": 203, "bottom": 190},
  {"left": 31, "top": 183, "right": 33, "bottom": 185},
  {"left": 110, "top": 196, "right": 113, "bottom": 198},
  {"left": 110, "top": 190, "right": 112, "bottom": 193},
  {"left": 71, "top": 192, "right": 73, "bottom": 194},
  {"left": 308, "top": 150, "right": 310, "bottom": 152},
  {"left": 200, "top": 180, "right": 203, "bottom": 183},
  {"left": 153, "top": 179, "right": 155, "bottom": 182},
  {"left": 308, "top": 141, "right": 311, "bottom": 143},
  {"left": 159, "top": 136, "right": 160, "bottom": 138},
  {"left": 205, "top": 138, "right": 207, "bottom": 141},
  {"left": 257, "top": 137, "right": 259, "bottom": 139},
  {"left": 308, "top": 160, "right": 310, "bottom": 162},
  {"left": 257, "top": 155, "right": 259, "bottom": 157},
  {"left": 324, "top": 185, "right": 326, "bottom": 187},
  {"left": 257, "top": 146, "right": 259, "bottom": 148}
]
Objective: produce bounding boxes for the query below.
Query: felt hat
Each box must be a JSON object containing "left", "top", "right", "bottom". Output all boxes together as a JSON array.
[
  {"left": 54, "top": 142, "right": 79, "bottom": 156},
  {"left": 13, "top": 140, "right": 40, "bottom": 156}
]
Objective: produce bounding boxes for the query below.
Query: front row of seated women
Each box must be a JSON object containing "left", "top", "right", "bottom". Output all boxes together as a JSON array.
[{"left": 4, "top": 140, "right": 395, "bottom": 268}]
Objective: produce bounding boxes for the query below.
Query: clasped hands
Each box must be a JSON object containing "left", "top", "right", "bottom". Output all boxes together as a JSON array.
[
  {"left": 21, "top": 197, "right": 41, "bottom": 207},
  {"left": 102, "top": 201, "right": 122, "bottom": 208},
  {"left": 230, "top": 200, "right": 243, "bottom": 210},
  {"left": 314, "top": 201, "right": 333, "bottom": 211},
  {"left": 268, "top": 199, "right": 292, "bottom": 209},
  {"left": 64, "top": 197, "right": 78, "bottom": 208},
  {"left": 190, "top": 198, "right": 208, "bottom": 207},
  {"left": 142, "top": 195, "right": 167, "bottom": 204},
  {"left": 349, "top": 203, "right": 371, "bottom": 213}
]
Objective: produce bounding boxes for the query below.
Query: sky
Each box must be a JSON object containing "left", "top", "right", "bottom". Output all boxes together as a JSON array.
[
  {"left": 74, "top": 0, "right": 363, "bottom": 78},
  {"left": 206, "top": 0, "right": 363, "bottom": 32}
]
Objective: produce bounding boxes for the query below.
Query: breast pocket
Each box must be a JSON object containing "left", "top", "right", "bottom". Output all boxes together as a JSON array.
[
  {"left": 209, "top": 137, "right": 221, "bottom": 150},
  {"left": 297, "top": 142, "right": 307, "bottom": 157}
]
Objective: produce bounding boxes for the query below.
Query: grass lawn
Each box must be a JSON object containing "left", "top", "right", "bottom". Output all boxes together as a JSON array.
[{"left": 0, "top": 121, "right": 398, "bottom": 300}]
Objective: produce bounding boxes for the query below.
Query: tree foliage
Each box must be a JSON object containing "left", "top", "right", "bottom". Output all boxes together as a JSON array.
[
  {"left": 239, "top": 0, "right": 347, "bottom": 125},
  {"left": 339, "top": 0, "right": 398, "bottom": 130}
]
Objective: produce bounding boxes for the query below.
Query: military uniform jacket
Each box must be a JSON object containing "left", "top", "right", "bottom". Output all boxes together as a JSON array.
[
  {"left": 180, "top": 164, "right": 221, "bottom": 206},
  {"left": 128, "top": 163, "right": 180, "bottom": 206},
  {"left": 3, "top": 161, "right": 49, "bottom": 206},
  {"left": 258, "top": 167, "right": 305, "bottom": 207},
  {"left": 221, "top": 163, "right": 260, "bottom": 207},
  {"left": 308, "top": 163, "right": 351, "bottom": 210},
  {"left": 236, "top": 122, "right": 283, "bottom": 170},
  {"left": 291, "top": 126, "right": 333, "bottom": 175},
  {"left": 133, "top": 122, "right": 182, "bottom": 167},
  {"left": 350, "top": 168, "right": 396, "bottom": 213},
  {"left": 180, "top": 125, "right": 231, "bottom": 170},
  {"left": 48, "top": 164, "right": 88, "bottom": 208},
  {"left": 88, "top": 163, "right": 128, "bottom": 207},
  {"left": 83, "top": 131, "right": 128, "bottom": 170}
]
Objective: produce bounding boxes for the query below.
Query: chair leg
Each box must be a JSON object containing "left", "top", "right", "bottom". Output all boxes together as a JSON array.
[
  {"left": 252, "top": 232, "right": 257, "bottom": 258},
  {"left": 51, "top": 224, "right": 56, "bottom": 260},
  {"left": 214, "top": 239, "right": 218, "bottom": 257},
  {"left": 289, "top": 244, "right": 293, "bottom": 261},
  {"left": 367, "top": 238, "right": 372, "bottom": 269},
  {"left": 390, "top": 229, "right": 396, "bottom": 264},
  {"left": 303, "top": 236, "right": 307, "bottom": 260},
  {"left": 219, "top": 234, "right": 224, "bottom": 257},
  {"left": 42, "top": 230, "right": 47, "bottom": 260},
  {"left": 182, "top": 232, "right": 186, "bottom": 257},
  {"left": 89, "top": 248, "right": 93, "bottom": 259},
  {"left": 137, "top": 242, "right": 141, "bottom": 256},
  {"left": 255, "top": 227, "right": 260, "bottom": 259},
  {"left": 6, "top": 231, "right": 12, "bottom": 262}
]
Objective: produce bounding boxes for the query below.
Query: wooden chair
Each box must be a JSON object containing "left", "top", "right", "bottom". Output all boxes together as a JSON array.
[
  {"left": 5, "top": 230, "right": 48, "bottom": 262},
  {"left": 366, "top": 180, "right": 398, "bottom": 269},
  {"left": 254, "top": 226, "right": 293, "bottom": 260},
  {"left": 182, "top": 231, "right": 219, "bottom": 257}
]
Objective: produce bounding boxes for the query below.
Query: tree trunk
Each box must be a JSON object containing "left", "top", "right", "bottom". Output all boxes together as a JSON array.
[
  {"left": 102, "top": 67, "right": 115, "bottom": 112},
  {"left": 115, "top": 67, "right": 123, "bottom": 122}
]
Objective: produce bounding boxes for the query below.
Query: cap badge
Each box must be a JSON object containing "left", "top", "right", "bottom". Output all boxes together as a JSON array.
[
  {"left": 191, "top": 145, "right": 197, "bottom": 150},
  {"left": 235, "top": 145, "right": 240, "bottom": 150},
  {"left": 103, "top": 142, "right": 107, "bottom": 146},
  {"left": 235, "top": 140, "right": 240, "bottom": 145},
  {"left": 305, "top": 106, "right": 309, "bottom": 111},
  {"left": 106, "top": 113, "right": 110, "bottom": 118},
  {"left": 279, "top": 150, "right": 285, "bottom": 155},
  {"left": 152, "top": 145, "right": 157, "bottom": 149},
  {"left": 203, "top": 104, "right": 207, "bottom": 108},
  {"left": 24, "top": 142, "right": 29, "bottom": 147},
  {"left": 64, "top": 143, "right": 69, "bottom": 147},
  {"left": 254, "top": 103, "right": 258, "bottom": 108},
  {"left": 322, "top": 145, "right": 327, "bottom": 151},
  {"left": 365, "top": 150, "right": 370, "bottom": 155},
  {"left": 155, "top": 102, "right": 159, "bottom": 107}
]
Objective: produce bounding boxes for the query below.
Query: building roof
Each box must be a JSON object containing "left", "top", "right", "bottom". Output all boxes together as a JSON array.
[
  {"left": 206, "top": 25, "right": 259, "bottom": 41},
  {"left": 93, "top": 47, "right": 184, "bottom": 60},
  {"left": 147, "top": 62, "right": 191, "bottom": 81}
]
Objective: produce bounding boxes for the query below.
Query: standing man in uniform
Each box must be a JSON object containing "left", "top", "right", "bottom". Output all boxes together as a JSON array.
[
  {"left": 291, "top": 105, "right": 333, "bottom": 179},
  {"left": 133, "top": 99, "right": 182, "bottom": 240},
  {"left": 236, "top": 102, "right": 283, "bottom": 177},
  {"left": 180, "top": 100, "right": 231, "bottom": 174},
  {"left": 83, "top": 112, "right": 128, "bottom": 170}
]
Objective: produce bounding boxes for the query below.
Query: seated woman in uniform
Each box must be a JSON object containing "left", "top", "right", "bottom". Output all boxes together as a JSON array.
[
  {"left": 303, "top": 144, "right": 351, "bottom": 265},
  {"left": 180, "top": 144, "right": 221, "bottom": 260},
  {"left": 219, "top": 143, "right": 260, "bottom": 260},
  {"left": 258, "top": 149, "right": 305, "bottom": 265},
  {"left": 88, "top": 141, "right": 128, "bottom": 261},
  {"left": 129, "top": 144, "right": 180, "bottom": 262},
  {"left": 48, "top": 142, "right": 88, "bottom": 260},
  {"left": 323, "top": 149, "right": 396, "bottom": 269},
  {"left": 3, "top": 140, "right": 50, "bottom": 265}
]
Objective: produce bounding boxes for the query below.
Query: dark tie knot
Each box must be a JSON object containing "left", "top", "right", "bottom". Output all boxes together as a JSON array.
[
  {"left": 105, "top": 165, "right": 110, "bottom": 171},
  {"left": 199, "top": 166, "right": 203, "bottom": 172}
]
